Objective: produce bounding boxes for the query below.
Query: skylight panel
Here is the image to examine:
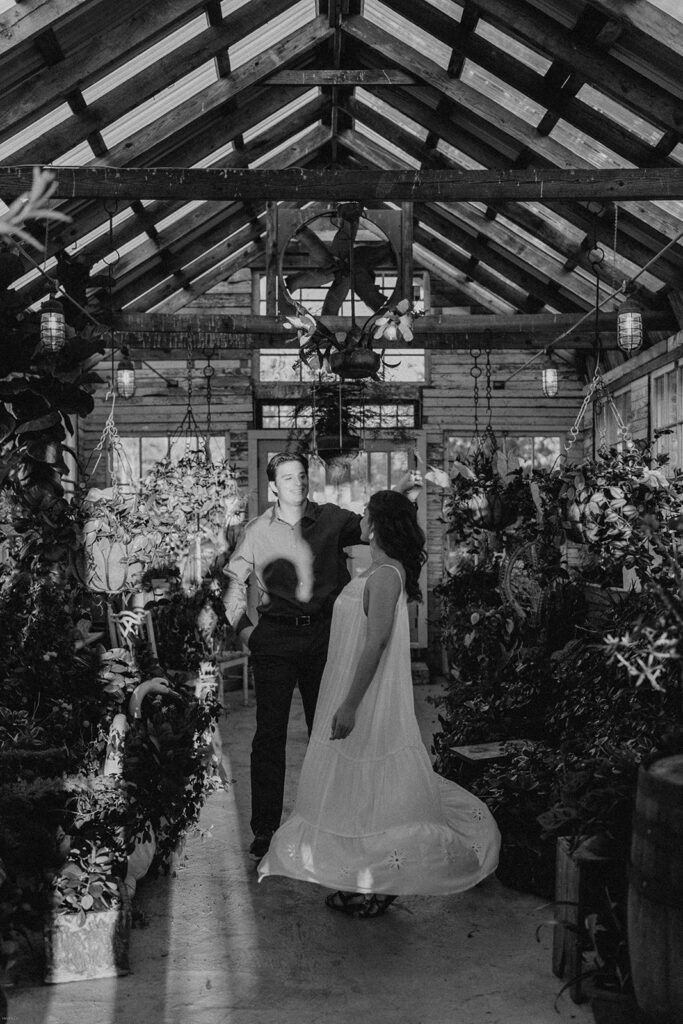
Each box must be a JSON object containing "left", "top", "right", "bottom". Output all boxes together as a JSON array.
[
  {"left": 155, "top": 203, "right": 207, "bottom": 234},
  {"left": 670, "top": 142, "right": 683, "bottom": 166},
  {"left": 243, "top": 90, "right": 318, "bottom": 144},
  {"left": 549, "top": 119, "right": 635, "bottom": 170},
  {"left": 475, "top": 20, "right": 551, "bottom": 75},
  {"left": 81, "top": 16, "right": 208, "bottom": 104},
  {"left": 577, "top": 84, "right": 663, "bottom": 146},
  {"left": 0, "top": 0, "right": 14, "bottom": 12},
  {"left": 99, "top": 61, "right": 217, "bottom": 149},
  {"left": 0, "top": 104, "right": 72, "bottom": 162},
  {"left": 365, "top": 0, "right": 451, "bottom": 69},
  {"left": 423, "top": 0, "right": 462, "bottom": 21},
  {"left": 229, "top": 0, "right": 314, "bottom": 70},
  {"left": 461, "top": 61, "right": 546, "bottom": 128},
  {"left": 355, "top": 125, "right": 420, "bottom": 168}
]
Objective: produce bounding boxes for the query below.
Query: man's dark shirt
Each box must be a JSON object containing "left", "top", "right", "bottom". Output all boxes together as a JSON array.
[{"left": 224, "top": 500, "right": 362, "bottom": 626}]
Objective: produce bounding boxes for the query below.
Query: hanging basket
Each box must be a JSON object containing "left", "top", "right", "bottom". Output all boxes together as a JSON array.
[
  {"left": 329, "top": 349, "right": 380, "bottom": 380},
  {"left": 81, "top": 520, "right": 154, "bottom": 594},
  {"left": 315, "top": 433, "right": 361, "bottom": 461}
]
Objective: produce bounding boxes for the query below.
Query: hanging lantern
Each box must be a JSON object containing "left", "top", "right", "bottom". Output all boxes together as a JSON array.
[
  {"left": 617, "top": 295, "right": 643, "bottom": 355},
  {"left": 40, "top": 294, "right": 66, "bottom": 352},
  {"left": 116, "top": 348, "right": 136, "bottom": 398},
  {"left": 541, "top": 356, "right": 558, "bottom": 398}
]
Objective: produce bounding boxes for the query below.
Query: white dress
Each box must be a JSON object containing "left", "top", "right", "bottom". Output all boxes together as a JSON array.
[{"left": 258, "top": 567, "right": 500, "bottom": 895}]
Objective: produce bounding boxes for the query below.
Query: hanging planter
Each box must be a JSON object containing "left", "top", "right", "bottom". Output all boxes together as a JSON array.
[{"left": 328, "top": 348, "right": 381, "bottom": 380}]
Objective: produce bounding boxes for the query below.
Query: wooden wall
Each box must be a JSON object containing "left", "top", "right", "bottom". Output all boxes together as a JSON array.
[{"left": 78, "top": 272, "right": 591, "bottom": 669}]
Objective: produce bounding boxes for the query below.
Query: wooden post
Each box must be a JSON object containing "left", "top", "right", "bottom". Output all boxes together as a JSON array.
[{"left": 265, "top": 201, "right": 278, "bottom": 315}]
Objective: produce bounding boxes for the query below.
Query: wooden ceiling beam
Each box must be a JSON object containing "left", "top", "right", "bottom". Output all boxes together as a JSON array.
[
  {"left": 112, "top": 309, "right": 676, "bottom": 348},
  {"left": 5, "top": 5, "right": 329, "bottom": 165},
  {"left": 0, "top": 0, "right": 215, "bottom": 140},
  {"left": 0, "top": 0, "right": 96, "bottom": 57},
  {"left": 466, "top": 0, "right": 682, "bottom": 133},
  {"left": 118, "top": 125, "right": 332, "bottom": 309},
  {"left": 3, "top": 164, "right": 683, "bottom": 203},
  {"left": 14, "top": 91, "right": 329, "bottom": 307}
]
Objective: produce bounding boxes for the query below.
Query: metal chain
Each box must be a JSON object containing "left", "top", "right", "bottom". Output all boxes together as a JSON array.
[
  {"left": 203, "top": 349, "right": 215, "bottom": 442},
  {"left": 612, "top": 203, "right": 619, "bottom": 290},
  {"left": 470, "top": 348, "right": 482, "bottom": 437},
  {"left": 485, "top": 347, "right": 493, "bottom": 426}
]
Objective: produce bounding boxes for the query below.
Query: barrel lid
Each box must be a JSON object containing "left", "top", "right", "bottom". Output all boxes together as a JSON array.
[{"left": 650, "top": 754, "right": 683, "bottom": 783}]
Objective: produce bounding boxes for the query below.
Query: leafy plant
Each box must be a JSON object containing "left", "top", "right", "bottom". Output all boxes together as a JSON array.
[{"left": 48, "top": 835, "right": 123, "bottom": 923}]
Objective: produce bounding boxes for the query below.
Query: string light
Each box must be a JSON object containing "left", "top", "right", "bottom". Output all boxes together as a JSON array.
[{"left": 116, "top": 346, "right": 136, "bottom": 398}]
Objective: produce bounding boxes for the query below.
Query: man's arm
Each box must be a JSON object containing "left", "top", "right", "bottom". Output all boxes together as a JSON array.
[{"left": 223, "top": 531, "right": 256, "bottom": 639}]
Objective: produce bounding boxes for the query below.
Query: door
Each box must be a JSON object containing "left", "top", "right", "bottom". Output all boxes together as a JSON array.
[{"left": 249, "top": 430, "right": 428, "bottom": 647}]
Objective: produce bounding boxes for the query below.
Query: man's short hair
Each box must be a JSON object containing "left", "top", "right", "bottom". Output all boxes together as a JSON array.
[{"left": 266, "top": 450, "right": 309, "bottom": 483}]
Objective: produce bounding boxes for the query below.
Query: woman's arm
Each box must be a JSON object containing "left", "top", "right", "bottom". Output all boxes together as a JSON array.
[{"left": 330, "top": 566, "right": 402, "bottom": 740}]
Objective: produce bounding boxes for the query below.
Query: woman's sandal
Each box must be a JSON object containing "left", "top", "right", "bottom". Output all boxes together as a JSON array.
[{"left": 325, "top": 891, "right": 397, "bottom": 918}]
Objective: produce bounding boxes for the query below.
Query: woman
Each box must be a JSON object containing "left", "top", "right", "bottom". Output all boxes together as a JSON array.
[{"left": 258, "top": 490, "right": 500, "bottom": 917}]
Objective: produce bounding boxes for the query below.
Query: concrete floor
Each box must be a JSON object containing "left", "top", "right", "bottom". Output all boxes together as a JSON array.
[{"left": 7, "top": 683, "right": 593, "bottom": 1024}]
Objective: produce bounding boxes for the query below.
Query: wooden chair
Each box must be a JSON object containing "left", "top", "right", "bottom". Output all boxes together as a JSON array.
[
  {"left": 215, "top": 645, "right": 251, "bottom": 706},
  {"left": 108, "top": 607, "right": 159, "bottom": 662}
]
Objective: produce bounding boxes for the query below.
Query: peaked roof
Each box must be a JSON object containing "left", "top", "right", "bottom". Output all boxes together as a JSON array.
[{"left": 1, "top": 0, "right": 682, "bottom": 351}]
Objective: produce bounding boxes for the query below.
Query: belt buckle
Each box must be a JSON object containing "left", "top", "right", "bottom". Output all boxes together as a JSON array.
[{"left": 296, "top": 614, "right": 311, "bottom": 627}]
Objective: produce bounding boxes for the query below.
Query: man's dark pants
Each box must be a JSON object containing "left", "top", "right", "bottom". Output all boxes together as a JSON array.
[{"left": 247, "top": 616, "right": 331, "bottom": 838}]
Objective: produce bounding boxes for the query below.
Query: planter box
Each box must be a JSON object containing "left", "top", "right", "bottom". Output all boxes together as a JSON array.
[{"left": 44, "top": 898, "right": 131, "bottom": 984}]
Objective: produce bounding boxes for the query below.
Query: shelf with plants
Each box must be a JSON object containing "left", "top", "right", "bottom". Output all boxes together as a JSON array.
[{"left": 432, "top": 434, "right": 683, "bottom": 1014}]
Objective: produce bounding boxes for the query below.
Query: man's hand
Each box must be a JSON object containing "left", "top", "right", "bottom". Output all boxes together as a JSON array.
[
  {"left": 330, "top": 703, "right": 356, "bottom": 740},
  {"left": 394, "top": 470, "right": 422, "bottom": 502}
]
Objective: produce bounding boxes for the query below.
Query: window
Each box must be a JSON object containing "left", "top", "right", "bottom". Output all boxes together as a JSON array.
[
  {"left": 109, "top": 435, "right": 226, "bottom": 487},
  {"left": 446, "top": 434, "right": 561, "bottom": 472},
  {"left": 258, "top": 349, "right": 426, "bottom": 383},
  {"left": 257, "top": 402, "right": 419, "bottom": 431},
  {"left": 595, "top": 387, "right": 633, "bottom": 451},
  {"left": 651, "top": 364, "right": 682, "bottom": 471},
  {"left": 258, "top": 274, "right": 427, "bottom": 318}
]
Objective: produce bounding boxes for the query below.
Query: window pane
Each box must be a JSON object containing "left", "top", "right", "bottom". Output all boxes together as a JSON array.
[
  {"left": 370, "top": 451, "right": 389, "bottom": 490},
  {"left": 390, "top": 449, "right": 408, "bottom": 483},
  {"left": 534, "top": 437, "right": 561, "bottom": 469}
]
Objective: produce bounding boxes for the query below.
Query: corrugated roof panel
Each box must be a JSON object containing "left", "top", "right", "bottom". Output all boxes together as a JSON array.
[
  {"left": 355, "top": 124, "right": 421, "bottom": 168},
  {"left": 243, "top": 89, "right": 318, "bottom": 144},
  {"left": 99, "top": 61, "right": 218, "bottom": 150},
  {"left": 355, "top": 89, "right": 429, "bottom": 143},
  {"left": 462, "top": 60, "right": 546, "bottom": 129},
  {"left": 365, "top": 0, "right": 451, "bottom": 69},
  {"left": 0, "top": 104, "right": 73, "bottom": 163},
  {"left": 155, "top": 202, "right": 207, "bottom": 233},
  {"left": 229, "top": 0, "right": 315, "bottom": 70},
  {"left": 193, "top": 142, "right": 236, "bottom": 168},
  {"left": 576, "top": 84, "right": 663, "bottom": 146},
  {"left": 53, "top": 140, "right": 98, "bottom": 166},
  {"left": 250, "top": 123, "right": 319, "bottom": 167},
  {"left": 81, "top": 15, "right": 209, "bottom": 104}
]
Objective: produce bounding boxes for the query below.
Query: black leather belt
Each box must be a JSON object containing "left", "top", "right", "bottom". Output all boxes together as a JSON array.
[{"left": 262, "top": 612, "right": 329, "bottom": 627}]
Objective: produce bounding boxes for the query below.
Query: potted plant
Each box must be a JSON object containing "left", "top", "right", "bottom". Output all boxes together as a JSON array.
[{"left": 44, "top": 833, "right": 131, "bottom": 983}]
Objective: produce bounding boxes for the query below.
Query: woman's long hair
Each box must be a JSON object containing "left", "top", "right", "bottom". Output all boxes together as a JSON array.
[{"left": 368, "top": 490, "right": 427, "bottom": 602}]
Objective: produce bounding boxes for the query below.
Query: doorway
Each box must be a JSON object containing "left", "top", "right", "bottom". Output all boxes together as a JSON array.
[{"left": 248, "top": 430, "right": 428, "bottom": 647}]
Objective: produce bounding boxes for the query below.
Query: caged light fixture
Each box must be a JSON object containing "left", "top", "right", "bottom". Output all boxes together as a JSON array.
[
  {"left": 40, "top": 290, "right": 66, "bottom": 352},
  {"left": 541, "top": 354, "right": 558, "bottom": 398},
  {"left": 116, "top": 346, "right": 136, "bottom": 398},
  {"left": 616, "top": 290, "right": 643, "bottom": 356}
]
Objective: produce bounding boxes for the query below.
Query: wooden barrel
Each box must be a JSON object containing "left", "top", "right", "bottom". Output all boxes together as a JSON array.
[{"left": 628, "top": 755, "right": 683, "bottom": 1023}]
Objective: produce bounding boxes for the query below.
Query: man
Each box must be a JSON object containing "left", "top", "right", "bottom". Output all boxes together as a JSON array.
[{"left": 223, "top": 450, "right": 420, "bottom": 860}]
